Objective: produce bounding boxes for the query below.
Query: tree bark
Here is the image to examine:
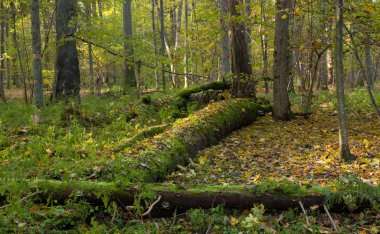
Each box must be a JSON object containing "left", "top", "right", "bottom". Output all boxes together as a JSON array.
[
  {"left": 11, "top": 1, "right": 27, "bottom": 103},
  {"left": 0, "top": 0, "right": 6, "bottom": 103},
  {"left": 365, "top": 34, "right": 373, "bottom": 88},
  {"left": 159, "top": 0, "right": 166, "bottom": 91},
  {"left": 123, "top": 0, "right": 136, "bottom": 92},
  {"left": 229, "top": 0, "right": 255, "bottom": 98},
  {"left": 85, "top": 3, "right": 95, "bottom": 94},
  {"left": 218, "top": 0, "right": 231, "bottom": 79},
  {"left": 31, "top": 0, "right": 44, "bottom": 108},
  {"left": 54, "top": 0, "right": 81, "bottom": 101},
  {"left": 260, "top": 0, "right": 269, "bottom": 93},
  {"left": 17, "top": 180, "right": 376, "bottom": 217},
  {"left": 273, "top": 0, "right": 292, "bottom": 120},
  {"left": 335, "top": 0, "right": 354, "bottom": 162},
  {"left": 151, "top": 0, "right": 159, "bottom": 90},
  {"left": 5, "top": 20, "right": 10, "bottom": 89}
]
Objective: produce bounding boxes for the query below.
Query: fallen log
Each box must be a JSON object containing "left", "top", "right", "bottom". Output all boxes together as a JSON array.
[
  {"left": 113, "top": 124, "right": 171, "bottom": 152},
  {"left": 21, "top": 180, "right": 376, "bottom": 217},
  {"left": 116, "top": 99, "right": 264, "bottom": 183},
  {"left": 175, "top": 81, "right": 231, "bottom": 109}
]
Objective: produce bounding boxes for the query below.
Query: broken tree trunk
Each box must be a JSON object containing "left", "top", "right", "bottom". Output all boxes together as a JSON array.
[
  {"left": 116, "top": 98, "right": 265, "bottom": 183},
  {"left": 18, "top": 180, "right": 376, "bottom": 217}
]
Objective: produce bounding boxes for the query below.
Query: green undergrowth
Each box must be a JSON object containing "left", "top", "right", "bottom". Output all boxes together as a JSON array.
[
  {"left": 0, "top": 177, "right": 378, "bottom": 232},
  {"left": 0, "top": 91, "right": 199, "bottom": 182}
]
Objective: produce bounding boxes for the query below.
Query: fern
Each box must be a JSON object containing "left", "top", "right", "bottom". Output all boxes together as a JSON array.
[{"left": 327, "top": 175, "right": 380, "bottom": 211}]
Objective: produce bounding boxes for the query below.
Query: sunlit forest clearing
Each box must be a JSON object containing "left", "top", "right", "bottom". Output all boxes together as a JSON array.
[{"left": 0, "top": 0, "right": 379, "bottom": 233}]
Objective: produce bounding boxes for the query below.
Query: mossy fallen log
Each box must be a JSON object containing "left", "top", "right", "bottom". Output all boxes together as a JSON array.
[
  {"left": 177, "top": 81, "right": 230, "bottom": 100},
  {"left": 113, "top": 124, "right": 171, "bottom": 152},
  {"left": 116, "top": 99, "right": 264, "bottom": 183},
  {"left": 21, "top": 180, "right": 376, "bottom": 217},
  {"left": 175, "top": 81, "right": 231, "bottom": 109}
]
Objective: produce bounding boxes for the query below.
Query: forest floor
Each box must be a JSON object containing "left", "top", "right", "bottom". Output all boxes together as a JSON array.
[
  {"left": 167, "top": 106, "right": 380, "bottom": 187},
  {"left": 0, "top": 89, "right": 379, "bottom": 232}
]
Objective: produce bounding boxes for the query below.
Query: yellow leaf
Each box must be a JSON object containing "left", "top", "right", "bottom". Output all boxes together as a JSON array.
[
  {"left": 230, "top": 217, "right": 239, "bottom": 226},
  {"left": 281, "top": 14, "right": 288, "bottom": 20},
  {"left": 198, "top": 154, "right": 208, "bottom": 165},
  {"left": 295, "top": 7, "right": 301, "bottom": 15}
]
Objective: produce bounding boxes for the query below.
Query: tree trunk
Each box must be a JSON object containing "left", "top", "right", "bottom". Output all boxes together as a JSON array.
[
  {"left": 14, "top": 180, "right": 375, "bottom": 217},
  {"left": 229, "top": 0, "right": 255, "bottom": 98},
  {"left": 123, "top": 0, "right": 136, "bottom": 92},
  {"left": 85, "top": 3, "right": 95, "bottom": 94},
  {"left": 11, "top": 1, "right": 27, "bottom": 103},
  {"left": 260, "top": 0, "right": 269, "bottom": 93},
  {"left": 31, "top": 0, "right": 44, "bottom": 108},
  {"left": 0, "top": 0, "right": 6, "bottom": 103},
  {"left": 219, "top": 0, "right": 231, "bottom": 79},
  {"left": 97, "top": 1, "right": 103, "bottom": 17},
  {"left": 159, "top": 0, "right": 166, "bottom": 91},
  {"left": 335, "top": 0, "right": 354, "bottom": 162},
  {"left": 54, "top": 0, "right": 81, "bottom": 101},
  {"left": 184, "top": 0, "right": 189, "bottom": 88},
  {"left": 365, "top": 34, "right": 373, "bottom": 88},
  {"left": 5, "top": 20, "right": 10, "bottom": 89},
  {"left": 273, "top": 0, "right": 292, "bottom": 120},
  {"left": 151, "top": 0, "right": 159, "bottom": 90}
]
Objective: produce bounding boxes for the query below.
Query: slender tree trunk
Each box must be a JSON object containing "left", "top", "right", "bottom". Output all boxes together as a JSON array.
[
  {"left": 335, "top": 0, "right": 354, "bottom": 162},
  {"left": 184, "top": 0, "right": 189, "bottom": 88},
  {"left": 159, "top": 0, "right": 166, "bottom": 91},
  {"left": 151, "top": 0, "right": 159, "bottom": 90},
  {"left": 365, "top": 34, "right": 373, "bottom": 88},
  {"left": 219, "top": 0, "right": 230, "bottom": 79},
  {"left": 85, "top": 4, "right": 95, "bottom": 93},
  {"left": 244, "top": 0, "right": 253, "bottom": 67},
  {"left": 0, "top": 0, "right": 6, "bottom": 103},
  {"left": 53, "top": 0, "right": 81, "bottom": 101},
  {"left": 260, "top": 0, "right": 269, "bottom": 93},
  {"left": 97, "top": 1, "right": 103, "bottom": 17},
  {"left": 31, "top": 0, "right": 44, "bottom": 108},
  {"left": 123, "top": 0, "right": 136, "bottom": 92},
  {"left": 273, "top": 0, "right": 292, "bottom": 120},
  {"left": 11, "top": 1, "right": 27, "bottom": 104},
  {"left": 5, "top": 21, "right": 10, "bottom": 89}
]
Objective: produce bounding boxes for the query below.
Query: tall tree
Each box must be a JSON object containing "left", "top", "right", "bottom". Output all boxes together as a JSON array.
[
  {"left": 151, "top": 0, "right": 159, "bottom": 89},
  {"left": 123, "top": 0, "right": 136, "bottom": 92},
  {"left": 85, "top": 3, "right": 95, "bottom": 93},
  {"left": 273, "top": 0, "right": 292, "bottom": 120},
  {"left": 53, "top": 0, "right": 81, "bottom": 100},
  {"left": 159, "top": 0, "right": 166, "bottom": 91},
  {"left": 260, "top": 0, "right": 269, "bottom": 93},
  {"left": 219, "top": 0, "right": 230, "bottom": 78},
  {"left": 11, "top": 1, "right": 27, "bottom": 103},
  {"left": 229, "top": 0, "right": 255, "bottom": 98},
  {"left": 335, "top": 0, "right": 354, "bottom": 161},
  {"left": 31, "top": 0, "right": 44, "bottom": 108},
  {"left": 0, "top": 0, "right": 6, "bottom": 103}
]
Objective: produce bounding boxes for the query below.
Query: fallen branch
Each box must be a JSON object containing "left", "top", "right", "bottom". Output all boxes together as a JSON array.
[
  {"left": 324, "top": 205, "right": 338, "bottom": 232},
  {"left": 141, "top": 195, "right": 162, "bottom": 217},
  {"left": 0, "top": 191, "right": 40, "bottom": 210},
  {"left": 299, "top": 201, "right": 310, "bottom": 226}
]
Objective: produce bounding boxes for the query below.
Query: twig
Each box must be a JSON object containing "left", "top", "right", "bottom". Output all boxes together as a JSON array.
[
  {"left": 324, "top": 205, "right": 338, "bottom": 232},
  {"left": 171, "top": 206, "right": 178, "bottom": 227},
  {"left": 348, "top": 128, "right": 379, "bottom": 136},
  {"left": 0, "top": 191, "right": 40, "bottom": 210},
  {"left": 141, "top": 195, "right": 162, "bottom": 217},
  {"left": 206, "top": 185, "right": 229, "bottom": 234},
  {"left": 298, "top": 201, "right": 310, "bottom": 226}
]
